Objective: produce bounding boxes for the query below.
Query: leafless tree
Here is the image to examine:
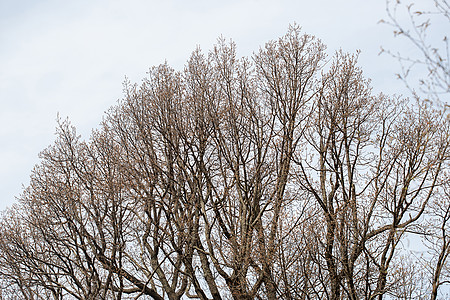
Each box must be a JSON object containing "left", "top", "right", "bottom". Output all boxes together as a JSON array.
[
  {"left": 0, "top": 25, "right": 448, "bottom": 300},
  {"left": 291, "top": 49, "right": 449, "bottom": 299}
]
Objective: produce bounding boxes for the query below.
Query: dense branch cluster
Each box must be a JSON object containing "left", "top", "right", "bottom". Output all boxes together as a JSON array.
[{"left": 0, "top": 26, "right": 449, "bottom": 299}]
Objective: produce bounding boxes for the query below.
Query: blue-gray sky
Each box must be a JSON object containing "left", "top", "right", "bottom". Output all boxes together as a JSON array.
[{"left": 0, "top": 0, "right": 430, "bottom": 210}]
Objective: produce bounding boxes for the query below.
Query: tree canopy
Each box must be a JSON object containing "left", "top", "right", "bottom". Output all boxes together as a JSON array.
[{"left": 0, "top": 26, "right": 449, "bottom": 300}]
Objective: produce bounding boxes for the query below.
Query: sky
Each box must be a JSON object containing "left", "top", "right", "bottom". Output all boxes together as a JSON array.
[{"left": 0, "top": 0, "right": 440, "bottom": 210}]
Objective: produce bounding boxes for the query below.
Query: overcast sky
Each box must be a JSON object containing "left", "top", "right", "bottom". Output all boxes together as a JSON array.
[{"left": 0, "top": 0, "right": 435, "bottom": 210}]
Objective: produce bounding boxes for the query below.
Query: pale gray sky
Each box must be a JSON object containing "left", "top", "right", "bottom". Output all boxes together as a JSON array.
[{"left": 0, "top": 0, "right": 428, "bottom": 210}]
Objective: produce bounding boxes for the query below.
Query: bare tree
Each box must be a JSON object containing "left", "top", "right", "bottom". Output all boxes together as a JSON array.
[
  {"left": 0, "top": 25, "right": 448, "bottom": 300},
  {"left": 382, "top": 2, "right": 450, "bottom": 298},
  {"left": 292, "top": 51, "right": 449, "bottom": 299}
]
